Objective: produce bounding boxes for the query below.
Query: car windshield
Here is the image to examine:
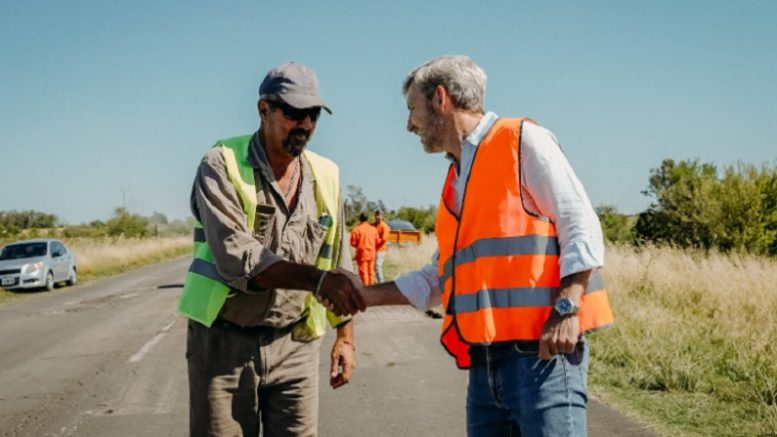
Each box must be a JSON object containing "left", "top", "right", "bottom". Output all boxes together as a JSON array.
[{"left": 0, "top": 243, "right": 48, "bottom": 260}]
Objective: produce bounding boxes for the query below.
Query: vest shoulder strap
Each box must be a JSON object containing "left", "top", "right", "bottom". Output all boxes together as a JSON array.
[{"left": 302, "top": 150, "right": 339, "bottom": 216}]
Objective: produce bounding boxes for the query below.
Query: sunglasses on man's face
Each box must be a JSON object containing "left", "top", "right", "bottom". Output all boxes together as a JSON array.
[{"left": 269, "top": 101, "right": 322, "bottom": 123}]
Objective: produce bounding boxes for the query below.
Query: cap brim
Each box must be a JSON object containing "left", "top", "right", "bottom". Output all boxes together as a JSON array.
[{"left": 279, "top": 94, "right": 332, "bottom": 114}]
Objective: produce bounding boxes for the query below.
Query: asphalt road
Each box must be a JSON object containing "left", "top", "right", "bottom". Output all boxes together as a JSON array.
[{"left": 0, "top": 257, "right": 660, "bottom": 437}]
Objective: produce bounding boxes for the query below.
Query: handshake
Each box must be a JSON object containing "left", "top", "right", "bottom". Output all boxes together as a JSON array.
[{"left": 313, "top": 268, "right": 370, "bottom": 316}]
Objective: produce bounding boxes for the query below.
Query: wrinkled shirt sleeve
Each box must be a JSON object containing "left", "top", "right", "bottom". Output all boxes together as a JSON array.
[
  {"left": 519, "top": 122, "right": 605, "bottom": 278},
  {"left": 394, "top": 250, "right": 442, "bottom": 311},
  {"left": 191, "top": 148, "right": 283, "bottom": 292}
]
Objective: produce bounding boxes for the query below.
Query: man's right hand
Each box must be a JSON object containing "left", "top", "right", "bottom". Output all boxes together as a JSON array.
[{"left": 315, "top": 268, "right": 367, "bottom": 316}]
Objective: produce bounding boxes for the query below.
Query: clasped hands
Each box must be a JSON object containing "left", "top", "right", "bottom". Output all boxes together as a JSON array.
[{"left": 314, "top": 268, "right": 367, "bottom": 316}]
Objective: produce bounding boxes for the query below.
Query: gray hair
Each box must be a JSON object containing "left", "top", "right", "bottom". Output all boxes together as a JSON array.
[{"left": 402, "top": 55, "right": 487, "bottom": 112}]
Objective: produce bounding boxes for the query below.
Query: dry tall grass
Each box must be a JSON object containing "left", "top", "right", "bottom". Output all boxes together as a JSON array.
[
  {"left": 593, "top": 244, "right": 777, "bottom": 436},
  {"left": 67, "top": 236, "right": 190, "bottom": 278},
  {"left": 382, "top": 237, "right": 777, "bottom": 436},
  {"left": 0, "top": 236, "right": 190, "bottom": 304},
  {"left": 382, "top": 234, "right": 438, "bottom": 280}
]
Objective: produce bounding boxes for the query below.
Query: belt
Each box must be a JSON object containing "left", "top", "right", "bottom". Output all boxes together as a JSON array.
[
  {"left": 469, "top": 340, "right": 540, "bottom": 354},
  {"left": 211, "top": 318, "right": 294, "bottom": 336}
]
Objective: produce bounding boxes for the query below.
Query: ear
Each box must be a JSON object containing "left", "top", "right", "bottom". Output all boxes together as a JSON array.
[
  {"left": 258, "top": 100, "right": 270, "bottom": 119},
  {"left": 432, "top": 85, "right": 450, "bottom": 113}
]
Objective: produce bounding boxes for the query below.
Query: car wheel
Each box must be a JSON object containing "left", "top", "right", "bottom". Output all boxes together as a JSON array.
[
  {"left": 45, "top": 271, "right": 54, "bottom": 291},
  {"left": 67, "top": 267, "right": 77, "bottom": 286}
]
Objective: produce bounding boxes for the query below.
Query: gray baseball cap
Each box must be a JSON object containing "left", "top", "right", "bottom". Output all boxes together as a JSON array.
[{"left": 259, "top": 62, "right": 332, "bottom": 114}]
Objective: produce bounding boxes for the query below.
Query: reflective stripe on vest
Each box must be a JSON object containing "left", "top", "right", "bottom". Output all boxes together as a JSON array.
[
  {"left": 453, "top": 271, "right": 606, "bottom": 313},
  {"left": 435, "top": 117, "right": 614, "bottom": 369},
  {"left": 177, "top": 134, "right": 344, "bottom": 334},
  {"left": 438, "top": 234, "right": 560, "bottom": 291}
]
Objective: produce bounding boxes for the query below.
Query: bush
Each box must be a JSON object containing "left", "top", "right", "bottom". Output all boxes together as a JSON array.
[
  {"left": 391, "top": 206, "right": 437, "bottom": 233},
  {"left": 105, "top": 208, "right": 149, "bottom": 238},
  {"left": 596, "top": 206, "right": 635, "bottom": 244},
  {"left": 635, "top": 159, "right": 777, "bottom": 256}
]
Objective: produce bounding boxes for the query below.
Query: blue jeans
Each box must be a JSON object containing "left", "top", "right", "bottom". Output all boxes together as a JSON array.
[{"left": 466, "top": 340, "right": 589, "bottom": 437}]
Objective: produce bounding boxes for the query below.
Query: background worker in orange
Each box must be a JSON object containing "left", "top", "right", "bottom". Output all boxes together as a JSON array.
[
  {"left": 350, "top": 212, "right": 378, "bottom": 285},
  {"left": 372, "top": 210, "right": 391, "bottom": 283}
]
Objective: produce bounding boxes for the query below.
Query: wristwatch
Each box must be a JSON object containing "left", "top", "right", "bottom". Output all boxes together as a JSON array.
[{"left": 553, "top": 297, "right": 580, "bottom": 317}]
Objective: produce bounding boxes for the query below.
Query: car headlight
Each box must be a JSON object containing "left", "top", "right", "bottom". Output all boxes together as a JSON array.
[{"left": 24, "top": 262, "right": 44, "bottom": 274}]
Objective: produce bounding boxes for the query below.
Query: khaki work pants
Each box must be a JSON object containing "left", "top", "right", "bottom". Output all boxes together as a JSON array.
[{"left": 187, "top": 319, "right": 321, "bottom": 437}]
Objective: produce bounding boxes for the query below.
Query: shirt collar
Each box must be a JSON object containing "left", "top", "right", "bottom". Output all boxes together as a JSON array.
[
  {"left": 248, "top": 131, "right": 269, "bottom": 172},
  {"left": 464, "top": 111, "right": 499, "bottom": 148},
  {"left": 445, "top": 111, "right": 499, "bottom": 166}
]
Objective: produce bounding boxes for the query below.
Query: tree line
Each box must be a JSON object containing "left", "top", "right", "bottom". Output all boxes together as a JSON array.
[
  {"left": 599, "top": 159, "right": 777, "bottom": 257},
  {"left": 346, "top": 158, "right": 777, "bottom": 259},
  {"left": 344, "top": 185, "right": 436, "bottom": 233},
  {"left": 0, "top": 208, "right": 193, "bottom": 240},
  {"left": 6, "top": 158, "right": 776, "bottom": 258}
]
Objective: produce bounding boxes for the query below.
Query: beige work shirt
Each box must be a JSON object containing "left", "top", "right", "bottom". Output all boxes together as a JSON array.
[{"left": 191, "top": 131, "right": 351, "bottom": 328}]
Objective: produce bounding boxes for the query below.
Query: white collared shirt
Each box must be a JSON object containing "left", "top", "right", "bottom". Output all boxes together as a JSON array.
[{"left": 395, "top": 112, "right": 605, "bottom": 310}]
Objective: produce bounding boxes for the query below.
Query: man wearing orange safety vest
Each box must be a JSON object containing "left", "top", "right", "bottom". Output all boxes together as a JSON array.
[
  {"left": 372, "top": 210, "right": 391, "bottom": 282},
  {"left": 350, "top": 212, "right": 379, "bottom": 285},
  {"left": 328, "top": 56, "right": 614, "bottom": 436}
]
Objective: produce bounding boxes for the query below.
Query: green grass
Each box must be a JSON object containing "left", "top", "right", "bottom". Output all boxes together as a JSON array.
[
  {"left": 76, "top": 244, "right": 189, "bottom": 280},
  {"left": 590, "top": 333, "right": 777, "bottom": 437}
]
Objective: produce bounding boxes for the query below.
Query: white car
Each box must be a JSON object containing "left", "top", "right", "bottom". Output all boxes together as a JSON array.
[{"left": 0, "top": 239, "right": 78, "bottom": 291}]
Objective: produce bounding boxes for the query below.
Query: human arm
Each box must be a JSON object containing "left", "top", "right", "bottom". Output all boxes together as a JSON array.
[
  {"left": 519, "top": 123, "right": 603, "bottom": 357},
  {"left": 329, "top": 319, "right": 356, "bottom": 389},
  {"left": 520, "top": 122, "right": 604, "bottom": 278},
  {"left": 350, "top": 227, "right": 359, "bottom": 249},
  {"left": 364, "top": 251, "right": 441, "bottom": 309},
  {"left": 538, "top": 269, "right": 590, "bottom": 359},
  {"left": 361, "top": 281, "right": 412, "bottom": 306},
  {"left": 194, "top": 149, "right": 363, "bottom": 314},
  {"left": 248, "top": 262, "right": 365, "bottom": 316},
  {"left": 192, "top": 148, "right": 285, "bottom": 291},
  {"left": 327, "top": 203, "right": 359, "bottom": 388},
  {"left": 318, "top": 249, "right": 440, "bottom": 314},
  {"left": 375, "top": 224, "right": 389, "bottom": 251}
]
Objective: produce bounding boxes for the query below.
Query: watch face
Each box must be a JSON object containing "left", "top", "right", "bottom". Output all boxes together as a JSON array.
[
  {"left": 557, "top": 299, "right": 572, "bottom": 314},
  {"left": 555, "top": 298, "right": 577, "bottom": 315}
]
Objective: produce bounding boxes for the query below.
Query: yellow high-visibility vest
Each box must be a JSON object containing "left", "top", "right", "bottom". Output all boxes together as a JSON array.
[{"left": 177, "top": 134, "right": 344, "bottom": 340}]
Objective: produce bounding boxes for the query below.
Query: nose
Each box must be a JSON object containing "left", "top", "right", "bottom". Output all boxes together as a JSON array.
[
  {"left": 406, "top": 116, "right": 416, "bottom": 133},
  {"left": 298, "top": 115, "right": 315, "bottom": 130}
]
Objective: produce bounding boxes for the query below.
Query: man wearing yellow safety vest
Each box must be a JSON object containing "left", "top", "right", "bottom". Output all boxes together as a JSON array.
[
  {"left": 332, "top": 56, "right": 615, "bottom": 436},
  {"left": 178, "top": 62, "right": 366, "bottom": 437}
]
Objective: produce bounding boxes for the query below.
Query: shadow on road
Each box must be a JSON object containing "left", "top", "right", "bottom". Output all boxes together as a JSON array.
[{"left": 156, "top": 283, "right": 183, "bottom": 290}]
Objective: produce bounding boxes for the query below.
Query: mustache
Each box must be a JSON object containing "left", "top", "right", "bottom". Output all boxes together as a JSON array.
[{"left": 289, "top": 128, "right": 311, "bottom": 139}]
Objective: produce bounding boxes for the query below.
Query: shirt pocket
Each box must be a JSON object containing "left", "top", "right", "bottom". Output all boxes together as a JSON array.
[{"left": 303, "top": 216, "right": 328, "bottom": 265}]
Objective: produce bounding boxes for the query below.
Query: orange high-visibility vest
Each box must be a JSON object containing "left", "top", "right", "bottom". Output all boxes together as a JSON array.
[{"left": 436, "top": 117, "right": 614, "bottom": 369}]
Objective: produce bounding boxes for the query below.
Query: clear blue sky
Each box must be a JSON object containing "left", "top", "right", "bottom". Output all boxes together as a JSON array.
[{"left": 1, "top": 1, "right": 775, "bottom": 224}]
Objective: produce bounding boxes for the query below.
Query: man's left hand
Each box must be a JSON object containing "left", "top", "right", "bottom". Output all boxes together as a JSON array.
[
  {"left": 538, "top": 311, "right": 580, "bottom": 360},
  {"left": 539, "top": 270, "right": 590, "bottom": 360},
  {"left": 330, "top": 337, "right": 356, "bottom": 389}
]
